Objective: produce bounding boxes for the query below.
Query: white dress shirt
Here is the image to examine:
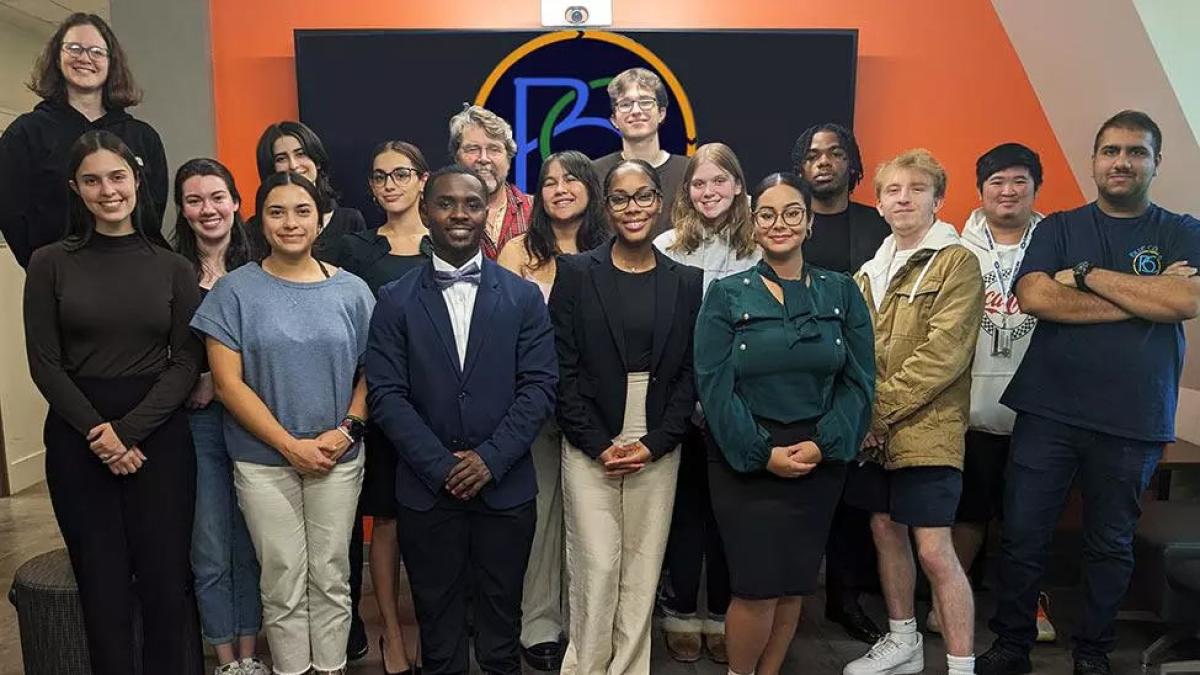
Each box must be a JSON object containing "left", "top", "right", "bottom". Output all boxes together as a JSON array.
[{"left": 432, "top": 250, "right": 483, "bottom": 368}]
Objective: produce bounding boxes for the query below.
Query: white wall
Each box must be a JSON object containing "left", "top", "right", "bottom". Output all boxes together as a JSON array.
[
  {"left": 110, "top": 0, "right": 217, "bottom": 243},
  {"left": 0, "top": 9, "right": 54, "bottom": 494},
  {"left": 1134, "top": 0, "right": 1200, "bottom": 165},
  {"left": 991, "top": 0, "right": 1200, "bottom": 217}
]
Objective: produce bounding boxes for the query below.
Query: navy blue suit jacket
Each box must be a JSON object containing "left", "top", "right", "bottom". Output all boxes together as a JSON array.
[{"left": 366, "top": 257, "right": 558, "bottom": 511}]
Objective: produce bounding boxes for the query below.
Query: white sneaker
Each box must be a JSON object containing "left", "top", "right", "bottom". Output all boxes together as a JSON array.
[
  {"left": 843, "top": 632, "right": 925, "bottom": 675},
  {"left": 213, "top": 664, "right": 240, "bottom": 675},
  {"left": 238, "top": 657, "right": 269, "bottom": 675},
  {"left": 1036, "top": 592, "right": 1057, "bottom": 643}
]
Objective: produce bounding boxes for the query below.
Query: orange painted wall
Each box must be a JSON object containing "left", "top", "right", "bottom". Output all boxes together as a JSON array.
[{"left": 209, "top": 0, "right": 1084, "bottom": 226}]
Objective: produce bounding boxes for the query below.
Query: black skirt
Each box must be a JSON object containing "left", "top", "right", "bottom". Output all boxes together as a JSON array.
[
  {"left": 708, "top": 417, "right": 847, "bottom": 599},
  {"left": 361, "top": 422, "right": 400, "bottom": 517}
]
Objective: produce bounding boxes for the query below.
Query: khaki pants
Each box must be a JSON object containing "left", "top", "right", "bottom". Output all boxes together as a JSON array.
[
  {"left": 234, "top": 453, "right": 364, "bottom": 675},
  {"left": 521, "top": 420, "right": 567, "bottom": 647},
  {"left": 560, "top": 373, "right": 680, "bottom": 675}
]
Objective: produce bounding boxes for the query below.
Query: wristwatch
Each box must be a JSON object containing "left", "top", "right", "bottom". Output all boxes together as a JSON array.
[
  {"left": 1073, "top": 261, "right": 1094, "bottom": 292},
  {"left": 338, "top": 415, "right": 366, "bottom": 444}
]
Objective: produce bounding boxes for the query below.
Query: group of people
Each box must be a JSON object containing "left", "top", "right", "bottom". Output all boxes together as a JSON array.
[{"left": 3, "top": 12, "right": 1199, "bottom": 675}]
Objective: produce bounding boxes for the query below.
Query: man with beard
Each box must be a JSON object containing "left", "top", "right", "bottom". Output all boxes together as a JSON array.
[
  {"left": 791, "top": 122, "right": 891, "bottom": 645},
  {"left": 592, "top": 67, "right": 688, "bottom": 238},
  {"left": 977, "top": 111, "right": 1200, "bottom": 675},
  {"left": 366, "top": 165, "right": 558, "bottom": 675},
  {"left": 449, "top": 106, "right": 533, "bottom": 258}
]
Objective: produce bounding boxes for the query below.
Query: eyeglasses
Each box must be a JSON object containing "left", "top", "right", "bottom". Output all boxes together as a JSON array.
[
  {"left": 606, "top": 189, "right": 660, "bottom": 212},
  {"left": 62, "top": 42, "right": 109, "bottom": 61},
  {"left": 614, "top": 98, "right": 658, "bottom": 114},
  {"left": 369, "top": 167, "right": 420, "bottom": 187},
  {"left": 753, "top": 206, "right": 809, "bottom": 230},
  {"left": 459, "top": 143, "right": 507, "bottom": 159}
]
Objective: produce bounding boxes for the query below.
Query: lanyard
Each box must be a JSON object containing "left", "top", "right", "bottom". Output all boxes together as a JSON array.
[{"left": 981, "top": 222, "right": 1034, "bottom": 327}]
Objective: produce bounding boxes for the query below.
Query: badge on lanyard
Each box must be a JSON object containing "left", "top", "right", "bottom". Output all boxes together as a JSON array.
[
  {"left": 991, "top": 316, "right": 1013, "bottom": 357},
  {"left": 984, "top": 224, "right": 1033, "bottom": 358}
]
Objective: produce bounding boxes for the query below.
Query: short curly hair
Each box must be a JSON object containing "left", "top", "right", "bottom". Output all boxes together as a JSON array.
[{"left": 790, "top": 122, "right": 864, "bottom": 193}]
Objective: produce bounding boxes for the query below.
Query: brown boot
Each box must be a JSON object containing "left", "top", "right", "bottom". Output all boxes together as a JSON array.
[
  {"left": 703, "top": 618, "right": 728, "bottom": 664},
  {"left": 662, "top": 614, "right": 703, "bottom": 663},
  {"left": 665, "top": 630, "right": 702, "bottom": 663},
  {"left": 704, "top": 632, "right": 728, "bottom": 664}
]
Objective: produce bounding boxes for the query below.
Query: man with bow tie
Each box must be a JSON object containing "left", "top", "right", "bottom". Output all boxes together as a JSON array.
[{"left": 366, "top": 164, "right": 558, "bottom": 675}]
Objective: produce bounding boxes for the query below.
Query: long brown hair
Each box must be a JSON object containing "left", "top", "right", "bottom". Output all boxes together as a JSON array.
[
  {"left": 62, "top": 130, "right": 165, "bottom": 252},
  {"left": 666, "top": 143, "right": 755, "bottom": 259},
  {"left": 173, "top": 158, "right": 258, "bottom": 281},
  {"left": 27, "top": 13, "right": 142, "bottom": 108}
]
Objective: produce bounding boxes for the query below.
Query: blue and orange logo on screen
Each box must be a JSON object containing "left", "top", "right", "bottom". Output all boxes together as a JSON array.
[{"left": 475, "top": 31, "right": 696, "bottom": 193}]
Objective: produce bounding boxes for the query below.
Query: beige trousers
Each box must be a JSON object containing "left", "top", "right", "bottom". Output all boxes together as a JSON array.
[
  {"left": 521, "top": 419, "right": 567, "bottom": 646},
  {"left": 234, "top": 452, "right": 364, "bottom": 675},
  {"left": 560, "top": 373, "right": 680, "bottom": 675}
]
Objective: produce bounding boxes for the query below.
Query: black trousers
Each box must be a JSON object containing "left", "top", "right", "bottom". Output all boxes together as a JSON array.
[
  {"left": 663, "top": 423, "right": 730, "bottom": 617},
  {"left": 397, "top": 495, "right": 536, "bottom": 675},
  {"left": 44, "top": 377, "right": 201, "bottom": 675},
  {"left": 824, "top": 462, "right": 881, "bottom": 607}
]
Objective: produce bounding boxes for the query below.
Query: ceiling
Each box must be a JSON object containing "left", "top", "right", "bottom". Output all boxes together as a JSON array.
[{"left": 0, "top": 0, "right": 109, "bottom": 34}]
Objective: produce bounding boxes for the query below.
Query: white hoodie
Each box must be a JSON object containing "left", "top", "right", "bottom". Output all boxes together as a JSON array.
[
  {"left": 959, "top": 208, "right": 1043, "bottom": 435},
  {"left": 857, "top": 219, "right": 962, "bottom": 311}
]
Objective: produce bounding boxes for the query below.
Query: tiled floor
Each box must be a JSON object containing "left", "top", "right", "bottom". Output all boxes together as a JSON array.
[{"left": 0, "top": 483, "right": 1184, "bottom": 674}]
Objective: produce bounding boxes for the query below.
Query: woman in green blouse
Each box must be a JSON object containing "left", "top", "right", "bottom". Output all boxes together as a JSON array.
[{"left": 694, "top": 172, "right": 874, "bottom": 675}]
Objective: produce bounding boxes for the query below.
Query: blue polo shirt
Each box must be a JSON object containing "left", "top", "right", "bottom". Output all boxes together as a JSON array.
[{"left": 1001, "top": 202, "right": 1200, "bottom": 442}]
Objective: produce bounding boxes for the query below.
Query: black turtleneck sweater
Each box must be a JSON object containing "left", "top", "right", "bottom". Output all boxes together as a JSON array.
[
  {"left": 24, "top": 233, "right": 201, "bottom": 448},
  {"left": 0, "top": 99, "right": 168, "bottom": 268}
]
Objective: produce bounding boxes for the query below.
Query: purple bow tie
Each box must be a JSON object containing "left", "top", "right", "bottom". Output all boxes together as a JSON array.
[{"left": 434, "top": 262, "right": 481, "bottom": 289}]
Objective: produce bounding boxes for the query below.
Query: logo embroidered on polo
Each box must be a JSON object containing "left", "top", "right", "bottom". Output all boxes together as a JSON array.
[{"left": 1129, "top": 245, "right": 1162, "bottom": 275}]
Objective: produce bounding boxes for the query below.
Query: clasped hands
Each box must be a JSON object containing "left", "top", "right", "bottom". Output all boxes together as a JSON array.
[
  {"left": 445, "top": 450, "right": 492, "bottom": 500},
  {"left": 283, "top": 429, "right": 354, "bottom": 476},
  {"left": 598, "top": 441, "right": 653, "bottom": 478},
  {"left": 766, "top": 440, "right": 823, "bottom": 478},
  {"left": 88, "top": 422, "right": 144, "bottom": 476}
]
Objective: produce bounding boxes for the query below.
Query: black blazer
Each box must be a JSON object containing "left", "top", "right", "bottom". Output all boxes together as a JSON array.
[{"left": 549, "top": 239, "right": 703, "bottom": 460}]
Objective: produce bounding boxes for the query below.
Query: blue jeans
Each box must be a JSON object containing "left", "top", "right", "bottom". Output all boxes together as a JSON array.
[
  {"left": 989, "top": 413, "right": 1161, "bottom": 659},
  {"left": 190, "top": 403, "right": 262, "bottom": 645}
]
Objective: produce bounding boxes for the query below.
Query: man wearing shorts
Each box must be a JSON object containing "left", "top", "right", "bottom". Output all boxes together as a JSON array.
[{"left": 845, "top": 149, "right": 983, "bottom": 675}]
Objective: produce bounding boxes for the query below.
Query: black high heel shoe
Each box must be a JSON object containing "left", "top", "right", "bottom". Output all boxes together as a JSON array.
[{"left": 380, "top": 636, "right": 414, "bottom": 675}]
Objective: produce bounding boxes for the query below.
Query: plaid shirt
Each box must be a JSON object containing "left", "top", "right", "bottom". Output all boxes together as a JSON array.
[{"left": 480, "top": 183, "right": 532, "bottom": 259}]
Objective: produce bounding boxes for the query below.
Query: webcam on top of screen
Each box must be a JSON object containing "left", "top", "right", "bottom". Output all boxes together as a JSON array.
[{"left": 541, "top": 0, "right": 612, "bottom": 27}]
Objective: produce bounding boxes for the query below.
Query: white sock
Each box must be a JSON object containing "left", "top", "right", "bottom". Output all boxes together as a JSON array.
[
  {"left": 728, "top": 669, "right": 754, "bottom": 675},
  {"left": 947, "top": 653, "right": 975, "bottom": 674},
  {"left": 889, "top": 617, "right": 919, "bottom": 645}
]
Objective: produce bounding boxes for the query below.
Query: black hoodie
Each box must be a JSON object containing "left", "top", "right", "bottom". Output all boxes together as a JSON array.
[{"left": 0, "top": 99, "right": 168, "bottom": 268}]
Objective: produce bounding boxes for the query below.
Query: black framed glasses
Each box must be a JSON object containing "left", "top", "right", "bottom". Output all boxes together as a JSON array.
[
  {"left": 614, "top": 98, "right": 658, "bottom": 114},
  {"left": 369, "top": 167, "right": 420, "bottom": 188},
  {"left": 753, "top": 205, "right": 809, "bottom": 230},
  {"left": 62, "top": 42, "right": 109, "bottom": 61},
  {"left": 606, "top": 189, "right": 660, "bottom": 212}
]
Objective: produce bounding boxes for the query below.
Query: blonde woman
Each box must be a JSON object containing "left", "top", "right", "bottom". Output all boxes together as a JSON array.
[{"left": 652, "top": 143, "right": 758, "bottom": 663}]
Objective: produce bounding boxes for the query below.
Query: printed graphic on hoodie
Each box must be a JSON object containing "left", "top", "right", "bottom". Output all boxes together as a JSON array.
[{"left": 981, "top": 264, "right": 1035, "bottom": 342}]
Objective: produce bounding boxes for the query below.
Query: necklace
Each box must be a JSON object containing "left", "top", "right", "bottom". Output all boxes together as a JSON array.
[{"left": 612, "top": 249, "right": 654, "bottom": 273}]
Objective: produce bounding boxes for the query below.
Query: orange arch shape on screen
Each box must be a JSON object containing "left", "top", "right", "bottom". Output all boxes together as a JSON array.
[{"left": 473, "top": 30, "right": 698, "bottom": 154}]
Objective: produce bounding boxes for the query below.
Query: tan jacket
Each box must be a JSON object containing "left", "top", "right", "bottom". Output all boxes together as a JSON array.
[{"left": 854, "top": 221, "right": 984, "bottom": 470}]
